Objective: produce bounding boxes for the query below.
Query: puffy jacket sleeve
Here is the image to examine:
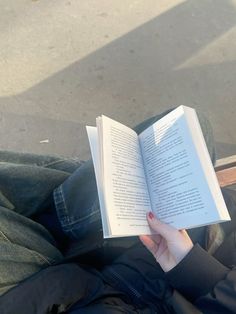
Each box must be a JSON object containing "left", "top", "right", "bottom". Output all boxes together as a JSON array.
[{"left": 165, "top": 244, "right": 236, "bottom": 313}]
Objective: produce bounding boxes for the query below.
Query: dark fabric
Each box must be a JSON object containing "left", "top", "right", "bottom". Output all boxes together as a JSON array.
[
  {"left": 0, "top": 109, "right": 235, "bottom": 314},
  {"left": 166, "top": 244, "right": 229, "bottom": 301},
  {"left": 168, "top": 290, "right": 202, "bottom": 314},
  {"left": 0, "top": 263, "right": 106, "bottom": 314},
  {"left": 0, "top": 262, "right": 154, "bottom": 314},
  {"left": 69, "top": 295, "right": 155, "bottom": 314},
  {"left": 0, "top": 151, "right": 82, "bottom": 217},
  {"left": 1, "top": 196, "right": 235, "bottom": 314},
  {"left": 2, "top": 232, "right": 236, "bottom": 314},
  {"left": 102, "top": 245, "right": 167, "bottom": 307},
  {"left": 195, "top": 267, "right": 236, "bottom": 314},
  {"left": 218, "top": 188, "right": 236, "bottom": 238},
  {"left": 53, "top": 159, "right": 102, "bottom": 240},
  {"left": 34, "top": 202, "right": 68, "bottom": 248}
]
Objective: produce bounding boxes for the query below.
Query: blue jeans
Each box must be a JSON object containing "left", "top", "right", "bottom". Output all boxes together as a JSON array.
[{"left": 0, "top": 109, "right": 216, "bottom": 296}]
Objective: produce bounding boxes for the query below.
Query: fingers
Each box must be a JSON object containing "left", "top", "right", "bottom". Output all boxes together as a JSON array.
[
  {"left": 139, "top": 235, "right": 158, "bottom": 256},
  {"left": 179, "top": 229, "right": 194, "bottom": 246},
  {"left": 140, "top": 234, "right": 169, "bottom": 266},
  {"left": 140, "top": 213, "right": 194, "bottom": 272},
  {"left": 150, "top": 233, "right": 162, "bottom": 244},
  {"left": 147, "top": 212, "right": 177, "bottom": 240}
]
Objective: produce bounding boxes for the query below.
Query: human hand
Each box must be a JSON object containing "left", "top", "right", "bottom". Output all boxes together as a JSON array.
[{"left": 139, "top": 212, "right": 193, "bottom": 272}]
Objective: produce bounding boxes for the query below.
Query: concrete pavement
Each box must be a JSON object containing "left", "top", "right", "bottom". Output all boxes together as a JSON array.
[{"left": 0, "top": 0, "right": 236, "bottom": 160}]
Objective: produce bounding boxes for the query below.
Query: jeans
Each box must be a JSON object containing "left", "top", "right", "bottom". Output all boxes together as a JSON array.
[
  {"left": 0, "top": 152, "right": 82, "bottom": 295},
  {"left": 0, "top": 109, "right": 216, "bottom": 296}
]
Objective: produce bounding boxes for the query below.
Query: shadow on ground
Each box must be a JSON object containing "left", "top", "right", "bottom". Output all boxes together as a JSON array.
[{"left": 0, "top": 0, "right": 235, "bottom": 159}]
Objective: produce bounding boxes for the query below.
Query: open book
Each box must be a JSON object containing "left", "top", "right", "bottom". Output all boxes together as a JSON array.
[{"left": 86, "top": 106, "right": 230, "bottom": 238}]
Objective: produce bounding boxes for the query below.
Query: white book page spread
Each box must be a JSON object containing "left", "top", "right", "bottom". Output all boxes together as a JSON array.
[
  {"left": 100, "top": 115, "right": 152, "bottom": 236},
  {"left": 139, "top": 106, "right": 229, "bottom": 229}
]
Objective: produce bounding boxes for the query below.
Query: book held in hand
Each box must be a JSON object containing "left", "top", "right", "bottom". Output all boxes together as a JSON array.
[{"left": 86, "top": 106, "right": 230, "bottom": 238}]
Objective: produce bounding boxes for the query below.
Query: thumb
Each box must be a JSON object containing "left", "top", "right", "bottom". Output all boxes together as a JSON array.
[{"left": 147, "top": 212, "right": 176, "bottom": 240}]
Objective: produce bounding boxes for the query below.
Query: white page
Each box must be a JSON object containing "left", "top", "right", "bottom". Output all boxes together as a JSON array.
[
  {"left": 100, "top": 115, "right": 152, "bottom": 236},
  {"left": 139, "top": 106, "right": 230, "bottom": 229},
  {"left": 86, "top": 126, "right": 110, "bottom": 237},
  {"left": 183, "top": 106, "right": 230, "bottom": 222}
]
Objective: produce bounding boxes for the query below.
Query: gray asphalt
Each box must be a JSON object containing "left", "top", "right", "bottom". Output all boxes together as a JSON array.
[{"left": 0, "top": 0, "right": 236, "bottom": 160}]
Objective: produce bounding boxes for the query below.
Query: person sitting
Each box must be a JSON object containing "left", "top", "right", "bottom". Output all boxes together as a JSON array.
[{"left": 0, "top": 109, "right": 235, "bottom": 313}]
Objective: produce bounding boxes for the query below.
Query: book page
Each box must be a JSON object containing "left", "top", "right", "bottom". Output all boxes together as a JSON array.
[
  {"left": 86, "top": 126, "right": 110, "bottom": 237},
  {"left": 99, "top": 116, "right": 152, "bottom": 236},
  {"left": 183, "top": 106, "right": 230, "bottom": 221},
  {"left": 139, "top": 106, "right": 230, "bottom": 229}
]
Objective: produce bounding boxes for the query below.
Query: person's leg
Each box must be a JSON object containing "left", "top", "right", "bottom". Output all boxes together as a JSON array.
[
  {"left": 0, "top": 205, "right": 63, "bottom": 296},
  {"left": 0, "top": 151, "right": 83, "bottom": 217},
  {"left": 0, "top": 150, "right": 83, "bottom": 173},
  {"left": 53, "top": 160, "right": 103, "bottom": 246},
  {"left": 0, "top": 151, "right": 88, "bottom": 296},
  {"left": 53, "top": 160, "right": 139, "bottom": 258}
]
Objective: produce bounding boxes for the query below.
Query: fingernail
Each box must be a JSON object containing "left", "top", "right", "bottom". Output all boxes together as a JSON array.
[{"left": 148, "top": 212, "right": 154, "bottom": 219}]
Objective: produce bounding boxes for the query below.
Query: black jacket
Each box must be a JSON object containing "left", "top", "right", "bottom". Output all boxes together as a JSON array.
[
  {"left": 0, "top": 237, "right": 235, "bottom": 314},
  {"left": 1, "top": 189, "right": 236, "bottom": 314}
]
